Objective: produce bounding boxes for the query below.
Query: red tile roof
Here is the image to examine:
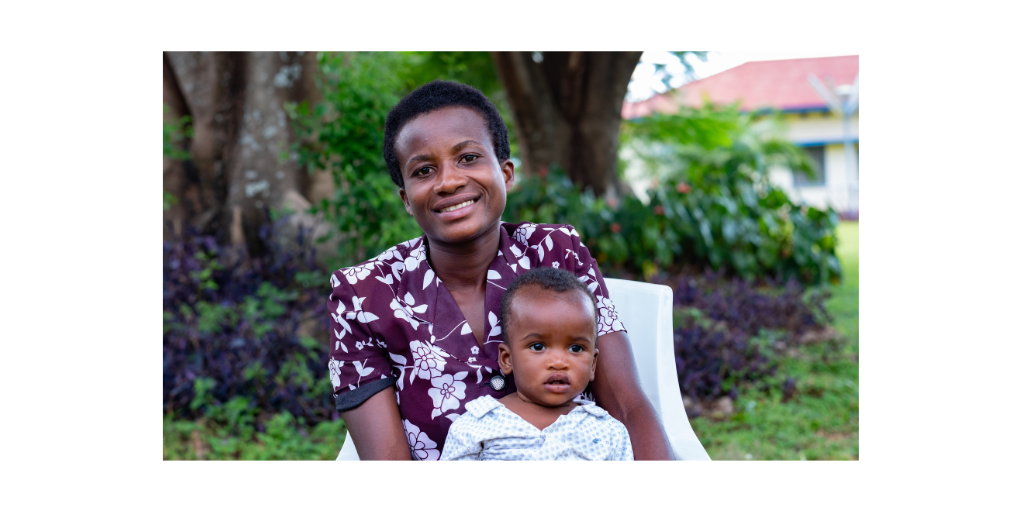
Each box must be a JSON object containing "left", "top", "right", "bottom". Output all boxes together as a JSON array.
[{"left": 623, "top": 55, "right": 859, "bottom": 119}]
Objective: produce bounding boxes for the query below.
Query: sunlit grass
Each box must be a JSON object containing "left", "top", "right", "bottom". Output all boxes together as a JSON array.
[
  {"left": 163, "top": 414, "right": 347, "bottom": 460},
  {"left": 689, "top": 221, "right": 859, "bottom": 460}
]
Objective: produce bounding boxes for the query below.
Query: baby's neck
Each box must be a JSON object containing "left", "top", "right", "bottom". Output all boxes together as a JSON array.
[{"left": 498, "top": 393, "right": 578, "bottom": 431}]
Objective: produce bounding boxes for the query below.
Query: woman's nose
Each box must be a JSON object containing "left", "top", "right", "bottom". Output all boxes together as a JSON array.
[{"left": 433, "top": 162, "right": 467, "bottom": 194}]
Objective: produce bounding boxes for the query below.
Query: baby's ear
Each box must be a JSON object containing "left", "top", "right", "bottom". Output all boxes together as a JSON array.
[
  {"left": 589, "top": 348, "right": 599, "bottom": 381},
  {"left": 497, "top": 342, "right": 514, "bottom": 375}
]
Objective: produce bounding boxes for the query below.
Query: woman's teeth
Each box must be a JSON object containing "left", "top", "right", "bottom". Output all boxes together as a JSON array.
[{"left": 440, "top": 200, "right": 475, "bottom": 213}]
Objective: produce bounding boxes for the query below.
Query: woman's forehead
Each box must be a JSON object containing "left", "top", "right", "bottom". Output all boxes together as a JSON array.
[{"left": 395, "top": 107, "right": 492, "bottom": 157}]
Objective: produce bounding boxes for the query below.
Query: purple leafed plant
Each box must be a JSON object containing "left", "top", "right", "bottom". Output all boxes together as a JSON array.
[
  {"left": 666, "top": 270, "right": 832, "bottom": 406},
  {"left": 163, "top": 215, "right": 334, "bottom": 429}
]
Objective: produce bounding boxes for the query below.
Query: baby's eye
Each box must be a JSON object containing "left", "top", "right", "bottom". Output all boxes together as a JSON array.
[
  {"left": 529, "top": 343, "right": 544, "bottom": 351},
  {"left": 569, "top": 345, "right": 584, "bottom": 353}
]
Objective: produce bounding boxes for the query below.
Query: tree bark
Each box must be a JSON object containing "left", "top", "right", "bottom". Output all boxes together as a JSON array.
[
  {"left": 490, "top": 51, "right": 641, "bottom": 198},
  {"left": 163, "top": 52, "right": 333, "bottom": 256}
]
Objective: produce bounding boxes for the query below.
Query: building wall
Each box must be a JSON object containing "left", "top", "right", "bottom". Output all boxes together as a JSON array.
[
  {"left": 767, "top": 112, "right": 859, "bottom": 213},
  {"left": 784, "top": 111, "right": 859, "bottom": 145}
]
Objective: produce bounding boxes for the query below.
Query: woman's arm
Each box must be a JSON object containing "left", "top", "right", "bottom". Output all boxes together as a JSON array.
[
  {"left": 338, "top": 387, "right": 412, "bottom": 460},
  {"left": 591, "top": 330, "right": 675, "bottom": 460}
]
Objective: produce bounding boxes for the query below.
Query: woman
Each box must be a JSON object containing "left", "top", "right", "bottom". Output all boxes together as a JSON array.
[{"left": 328, "top": 80, "right": 673, "bottom": 460}]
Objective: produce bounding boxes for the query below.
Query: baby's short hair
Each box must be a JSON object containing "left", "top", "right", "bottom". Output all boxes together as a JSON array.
[
  {"left": 499, "top": 266, "right": 599, "bottom": 344},
  {"left": 382, "top": 80, "right": 511, "bottom": 189}
]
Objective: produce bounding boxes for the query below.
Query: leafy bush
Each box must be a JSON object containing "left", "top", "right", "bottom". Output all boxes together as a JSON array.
[
  {"left": 163, "top": 107, "right": 192, "bottom": 210},
  {"left": 620, "top": 104, "right": 842, "bottom": 284},
  {"left": 163, "top": 215, "right": 334, "bottom": 430},
  {"left": 665, "top": 271, "right": 833, "bottom": 403}
]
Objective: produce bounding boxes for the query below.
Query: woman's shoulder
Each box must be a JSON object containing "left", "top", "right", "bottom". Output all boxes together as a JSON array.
[
  {"left": 502, "top": 221, "right": 581, "bottom": 249},
  {"left": 329, "top": 236, "right": 424, "bottom": 292}
]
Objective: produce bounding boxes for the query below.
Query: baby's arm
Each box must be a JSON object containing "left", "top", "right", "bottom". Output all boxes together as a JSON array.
[{"left": 439, "top": 419, "right": 483, "bottom": 461}]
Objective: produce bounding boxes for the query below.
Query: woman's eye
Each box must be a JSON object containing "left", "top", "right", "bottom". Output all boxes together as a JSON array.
[
  {"left": 462, "top": 154, "right": 478, "bottom": 163},
  {"left": 529, "top": 343, "right": 544, "bottom": 351},
  {"left": 412, "top": 167, "right": 431, "bottom": 176}
]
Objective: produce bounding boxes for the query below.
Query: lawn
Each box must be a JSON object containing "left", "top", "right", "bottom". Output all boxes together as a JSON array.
[{"left": 687, "top": 221, "right": 859, "bottom": 460}]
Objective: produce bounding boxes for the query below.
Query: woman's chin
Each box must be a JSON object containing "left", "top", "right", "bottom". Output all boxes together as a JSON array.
[{"left": 425, "top": 217, "right": 499, "bottom": 246}]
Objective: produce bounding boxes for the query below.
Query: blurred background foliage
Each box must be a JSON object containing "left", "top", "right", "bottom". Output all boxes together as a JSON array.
[
  {"left": 506, "top": 104, "right": 841, "bottom": 285},
  {"left": 163, "top": 51, "right": 855, "bottom": 460}
]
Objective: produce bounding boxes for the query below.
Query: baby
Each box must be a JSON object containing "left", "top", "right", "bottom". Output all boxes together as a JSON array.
[{"left": 440, "top": 267, "right": 633, "bottom": 460}]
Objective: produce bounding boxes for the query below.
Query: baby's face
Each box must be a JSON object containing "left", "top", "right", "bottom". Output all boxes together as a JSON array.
[{"left": 498, "top": 287, "right": 598, "bottom": 408}]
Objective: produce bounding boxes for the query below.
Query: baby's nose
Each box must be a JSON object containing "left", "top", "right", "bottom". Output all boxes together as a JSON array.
[{"left": 548, "top": 356, "right": 568, "bottom": 369}]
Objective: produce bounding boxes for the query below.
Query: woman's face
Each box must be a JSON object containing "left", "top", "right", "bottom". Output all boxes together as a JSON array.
[{"left": 395, "top": 106, "right": 514, "bottom": 246}]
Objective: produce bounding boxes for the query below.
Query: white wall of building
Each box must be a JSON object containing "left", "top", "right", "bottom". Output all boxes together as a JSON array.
[
  {"left": 768, "top": 112, "right": 859, "bottom": 214},
  {"left": 784, "top": 111, "right": 858, "bottom": 144}
]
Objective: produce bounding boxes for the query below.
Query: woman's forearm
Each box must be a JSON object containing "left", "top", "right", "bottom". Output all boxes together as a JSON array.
[
  {"left": 338, "top": 387, "right": 412, "bottom": 460},
  {"left": 591, "top": 330, "right": 675, "bottom": 460}
]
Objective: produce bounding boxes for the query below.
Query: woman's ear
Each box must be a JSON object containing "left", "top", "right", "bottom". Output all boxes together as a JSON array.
[
  {"left": 501, "top": 159, "right": 515, "bottom": 191},
  {"left": 589, "top": 348, "right": 599, "bottom": 382},
  {"left": 498, "top": 342, "right": 514, "bottom": 375},
  {"left": 398, "top": 188, "right": 413, "bottom": 216}
]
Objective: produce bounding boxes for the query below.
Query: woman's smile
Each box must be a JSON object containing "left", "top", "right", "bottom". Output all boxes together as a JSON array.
[{"left": 432, "top": 194, "right": 481, "bottom": 221}]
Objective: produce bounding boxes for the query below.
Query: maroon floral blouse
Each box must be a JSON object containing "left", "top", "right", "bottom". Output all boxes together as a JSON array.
[{"left": 327, "top": 221, "right": 626, "bottom": 460}]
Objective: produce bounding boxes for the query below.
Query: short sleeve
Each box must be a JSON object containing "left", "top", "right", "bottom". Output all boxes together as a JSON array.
[
  {"left": 328, "top": 270, "right": 396, "bottom": 412},
  {"left": 612, "top": 421, "right": 634, "bottom": 461},
  {"left": 438, "top": 418, "right": 482, "bottom": 461},
  {"left": 561, "top": 224, "right": 626, "bottom": 336}
]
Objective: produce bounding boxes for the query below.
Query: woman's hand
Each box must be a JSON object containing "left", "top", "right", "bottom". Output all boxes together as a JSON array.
[
  {"left": 591, "top": 330, "right": 675, "bottom": 460},
  {"left": 338, "top": 387, "right": 412, "bottom": 460}
]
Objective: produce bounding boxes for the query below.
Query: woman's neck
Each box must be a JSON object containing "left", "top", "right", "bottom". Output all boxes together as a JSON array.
[{"left": 424, "top": 223, "right": 501, "bottom": 293}]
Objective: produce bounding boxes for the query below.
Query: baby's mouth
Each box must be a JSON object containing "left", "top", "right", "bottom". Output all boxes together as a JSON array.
[{"left": 544, "top": 374, "right": 571, "bottom": 393}]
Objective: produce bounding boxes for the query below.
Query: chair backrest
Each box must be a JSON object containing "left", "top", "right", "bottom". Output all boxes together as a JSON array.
[
  {"left": 338, "top": 278, "right": 710, "bottom": 460},
  {"left": 602, "top": 278, "right": 710, "bottom": 460}
]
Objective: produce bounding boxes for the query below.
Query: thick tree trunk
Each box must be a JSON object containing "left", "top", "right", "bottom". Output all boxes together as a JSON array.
[
  {"left": 163, "top": 52, "right": 334, "bottom": 257},
  {"left": 490, "top": 51, "right": 641, "bottom": 198}
]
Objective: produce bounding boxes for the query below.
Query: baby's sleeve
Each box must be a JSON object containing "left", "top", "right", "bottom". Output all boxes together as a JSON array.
[
  {"left": 439, "top": 417, "right": 483, "bottom": 461},
  {"left": 611, "top": 421, "right": 634, "bottom": 461}
]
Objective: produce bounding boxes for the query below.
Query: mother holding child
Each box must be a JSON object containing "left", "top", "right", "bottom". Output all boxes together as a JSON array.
[{"left": 327, "top": 80, "right": 673, "bottom": 460}]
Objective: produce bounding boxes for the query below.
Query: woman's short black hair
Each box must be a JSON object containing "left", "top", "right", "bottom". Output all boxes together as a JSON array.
[
  {"left": 499, "top": 266, "right": 599, "bottom": 344},
  {"left": 382, "top": 80, "right": 511, "bottom": 189}
]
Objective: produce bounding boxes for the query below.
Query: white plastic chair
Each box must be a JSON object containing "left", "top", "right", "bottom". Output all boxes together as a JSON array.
[{"left": 337, "top": 278, "right": 711, "bottom": 460}]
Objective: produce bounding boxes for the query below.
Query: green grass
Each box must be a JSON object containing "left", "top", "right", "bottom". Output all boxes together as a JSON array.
[
  {"left": 163, "top": 412, "right": 347, "bottom": 460},
  {"left": 688, "top": 221, "right": 859, "bottom": 460}
]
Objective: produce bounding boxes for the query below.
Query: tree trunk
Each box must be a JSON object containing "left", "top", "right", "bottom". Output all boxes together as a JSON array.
[
  {"left": 490, "top": 51, "right": 641, "bottom": 198},
  {"left": 163, "top": 52, "right": 334, "bottom": 257}
]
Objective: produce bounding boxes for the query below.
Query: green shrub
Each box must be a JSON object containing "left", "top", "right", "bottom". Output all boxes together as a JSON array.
[
  {"left": 505, "top": 104, "right": 841, "bottom": 285},
  {"left": 620, "top": 104, "right": 840, "bottom": 284}
]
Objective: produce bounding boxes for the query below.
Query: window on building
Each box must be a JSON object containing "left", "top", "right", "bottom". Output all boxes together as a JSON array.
[{"left": 794, "top": 145, "right": 826, "bottom": 187}]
